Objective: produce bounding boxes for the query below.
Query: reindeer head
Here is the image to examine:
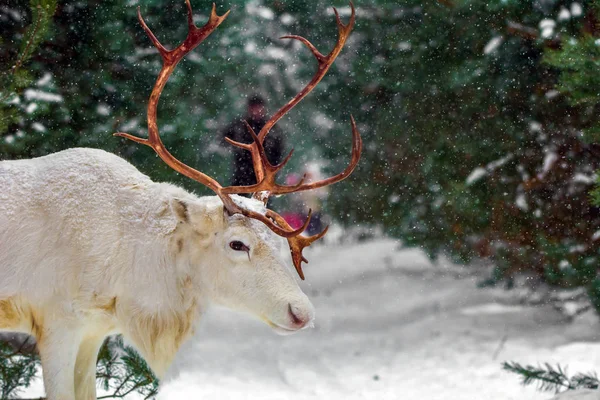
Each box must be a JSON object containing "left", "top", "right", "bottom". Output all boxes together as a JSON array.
[
  {"left": 117, "top": 1, "right": 361, "bottom": 333},
  {"left": 171, "top": 195, "right": 314, "bottom": 333}
]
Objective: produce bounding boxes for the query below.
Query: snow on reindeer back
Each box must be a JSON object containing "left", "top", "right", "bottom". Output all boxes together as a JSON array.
[
  {"left": 1, "top": 148, "right": 154, "bottom": 238},
  {"left": 46, "top": 149, "right": 154, "bottom": 239},
  {"left": 0, "top": 159, "right": 37, "bottom": 217}
]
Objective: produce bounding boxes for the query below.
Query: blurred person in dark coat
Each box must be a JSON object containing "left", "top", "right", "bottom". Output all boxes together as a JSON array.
[{"left": 221, "top": 95, "right": 284, "bottom": 187}]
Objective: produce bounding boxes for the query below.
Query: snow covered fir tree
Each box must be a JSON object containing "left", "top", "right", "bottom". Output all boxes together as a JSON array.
[{"left": 2, "top": 0, "right": 600, "bottom": 399}]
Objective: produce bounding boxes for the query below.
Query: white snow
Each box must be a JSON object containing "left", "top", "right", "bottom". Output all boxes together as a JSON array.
[
  {"left": 467, "top": 167, "right": 487, "bottom": 185},
  {"left": 466, "top": 154, "right": 513, "bottom": 185},
  {"left": 529, "top": 121, "right": 542, "bottom": 132},
  {"left": 541, "top": 27, "right": 554, "bottom": 39},
  {"left": 460, "top": 303, "right": 527, "bottom": 315},
  {"left": 7, "top": 95, "right": 20, "bottom": 105},
  {"left": 0, "top": 6, "right": 22, "bottom": 20},
  {"left": 326, "top": 6, "right": 354, "bottom": 18},
  {"left": 119, "top": 118, "right": 140, "bottom": 133},
  {"left": 515, "top": 193, "right": 528, "bottom": 211},
  {"left": 573, "top": 173, "right": 595, "bottom": 184},
  {"left": 558, "top": 7, "right": 571, "bottom": 21},
  {"left": 265, "top": 46, "right": 289, "bottom": 61},
  {"left": 398, "top": 42, "right": 412, "bottom": 51},
  {"left": 31, "top": 122, "right": 46, "bottom": 132},
  {"left": 24, "top": 89, "right": 63, "bottom": 103},
  {"left": 280, "top": 13, "right": 295, "bottom": 25},
  {"left": 36, "top": 72, "right": 52, "bottom": 87},
  {"left": 540, "top": 151, "right": 558, "bottom": 178},
  {"left": 96, "top": 104, "right": 111, "bottom": 116},
  {"left": 484, "top": 36, "right": 503, "bottom": 55},
  {"left": 551, "top": 389, "right": 600, "bottom": 400},
  {"left": 246, "top": 3, "right": 275, "bottom": 20},
  {"left": 540, "top": 19, "right": 556, "bottom": 39},
  {"left": 25, "top": 103, "right": 38, "bottom": 114},
  {"left": 157, "top": 240, "right": 600, "bottom": 400},
  {"left": 570, "top": 3, "right": 583, "bottom": 17},
  {"left": 17, "top": 239, "right": 600, "bottom": 400},
  {"left": 244, "top": 41, "right": 258, "bottom": 54},
  {"left": 312, "top": 112, "right": 335, "bottom": 130},
  {"left": 539, "top": 19, "right": 556, "bottom": 30}
]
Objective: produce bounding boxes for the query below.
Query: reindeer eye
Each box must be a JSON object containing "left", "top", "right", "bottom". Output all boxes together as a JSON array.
[{"left": 229, "top": 241, "right": 249, "bottom": 252}]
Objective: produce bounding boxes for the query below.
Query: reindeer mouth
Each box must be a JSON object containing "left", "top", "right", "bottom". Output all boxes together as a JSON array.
[
  {"left": 265, "top": 316, "right": 316, "bottom": 336},
  {"left": 262, "top": 303, "right": 314, "bottom": 335},
  {"left": 265, "top": 319, "right": 302, "bottom": 336},
  {"left": 265, "top": 319, "right": 314, "bottom": 337}
]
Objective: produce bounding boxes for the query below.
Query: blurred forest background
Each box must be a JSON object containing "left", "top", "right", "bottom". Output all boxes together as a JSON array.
[{"left": 2, "top": 0, "right": 600, "bottom": 308}]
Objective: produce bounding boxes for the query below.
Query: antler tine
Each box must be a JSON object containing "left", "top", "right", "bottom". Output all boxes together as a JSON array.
[
  {"left": 221, "top": 115, "right": 362, "bottom": 195},
  {"left": 280, "top": 35, "right": 325, "bottom": 62},
  {"left": 224, "top": 135, "right": 252, "bottom": 152},
  {"left": 221, "top": 121, "right": 298, "bottom": 196},
  {"left": 137, "top": 7, "right": 169, "bottom": 59},
  {"left": 289, "top": 227, "right": 329, "bottom": 280},
  {"left": 243, "top": 121, "right": 295, "bottom": 177},
  {"left": 266, "top": 210, "right": 329, "bottom": 280},
  {"left": 185, "top": 0, "right": 195, "bottom": 30},
  {"left": 237, "top": 209, "right": 308, "bottom": 238},
  {"left": 257, "top": 1, "right": 356, "bottom": 143},
  {"left": 270, "top": 115, "right": 362, "bottom": 194}
]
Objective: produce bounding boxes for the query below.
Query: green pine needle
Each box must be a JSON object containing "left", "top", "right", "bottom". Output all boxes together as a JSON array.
[
  {"left": 0, "top": 335, "right": 158, "bottom": 400},
  {"left": 0, "top": 337, "right": 39, "bottom": 399},
  {"left": 503, "top": 361, "right": 600, "bottom": 393}
]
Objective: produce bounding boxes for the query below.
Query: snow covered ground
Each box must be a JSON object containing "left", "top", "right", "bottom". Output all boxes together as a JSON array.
[
  {"left": 159, "top": 239, "right": 600, "bottom": 400},
  {"left": 20, "top": 238, "right": 600, "bottom": 399}
]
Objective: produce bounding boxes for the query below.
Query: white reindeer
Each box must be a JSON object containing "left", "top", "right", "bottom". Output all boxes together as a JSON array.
[{"left": 0, "top": 2, "right": 361, "bottom": 400}]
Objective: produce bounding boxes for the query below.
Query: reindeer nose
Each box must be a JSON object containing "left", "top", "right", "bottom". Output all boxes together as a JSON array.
[{"left": 288, "top": 303, "right": 311, "bottom": 328}]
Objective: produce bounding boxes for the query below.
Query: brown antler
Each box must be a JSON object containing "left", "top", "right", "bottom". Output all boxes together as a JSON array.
[
  {"left": 222, "top": 2, "right": 360, "bottom": 197},
  {"left": 266, "top": 210, "right": 329, "bottom": 280},
  {"left": 115, "top": 2, "right": 231, "bottom": 204},
  {"left": 115, "top": 1, "right": 361, "bottom": 280},
  {"left": 114, "top": 1, "right": 299, "bottom": 236}
]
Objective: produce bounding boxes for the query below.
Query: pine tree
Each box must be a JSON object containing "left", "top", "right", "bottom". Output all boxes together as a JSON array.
[{"left": 328, "top": 0, "right": 600, "bottom": 306}]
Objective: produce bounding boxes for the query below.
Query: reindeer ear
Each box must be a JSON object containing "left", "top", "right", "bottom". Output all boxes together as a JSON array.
[{"left": 170, "top": 198, "right": 189, "bottom": 223}]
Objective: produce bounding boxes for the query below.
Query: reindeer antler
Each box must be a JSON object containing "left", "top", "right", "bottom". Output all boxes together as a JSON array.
[
  {"left": 222, "top": 2, "right": 360, "bottom": 197},
  {"left": 115, "top": 1, "right": 361, "bottom": 280}
]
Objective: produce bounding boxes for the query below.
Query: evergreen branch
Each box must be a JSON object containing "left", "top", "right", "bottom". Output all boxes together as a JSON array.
[
  {"left": 0, "top": 338, "right": 40, "bottom": 399},
  {"left": 96, "top": 337, "right": 159, "bottom": 400},
  {"left": 503, "top": 361, "right": 600, "bottom": 393},
  {"left": 0, "top": 335, "right": 157, "bottom": 400},
  {"left": 0, "top": 0, "right": 58, "bottom": 104},
  {"left": 9, "top": 5, "right": 43, "bottom": 76},
  {"left": 97, "top": 373, "right": 135, "bottom": 399}
]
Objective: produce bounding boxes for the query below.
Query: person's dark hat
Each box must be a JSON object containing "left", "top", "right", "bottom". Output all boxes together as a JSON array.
[{"left": 248, "top": 94, "right": 266, "bottom": 107}]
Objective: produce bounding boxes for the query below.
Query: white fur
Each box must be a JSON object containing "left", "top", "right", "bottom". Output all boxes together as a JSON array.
[{"left": 0, "top": 148, "right": 314, "bottom": 400}]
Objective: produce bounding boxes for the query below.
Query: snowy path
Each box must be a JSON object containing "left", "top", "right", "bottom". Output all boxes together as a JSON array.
[{"left": 159, "top": 239, "right": 600, "bottom": 400}]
